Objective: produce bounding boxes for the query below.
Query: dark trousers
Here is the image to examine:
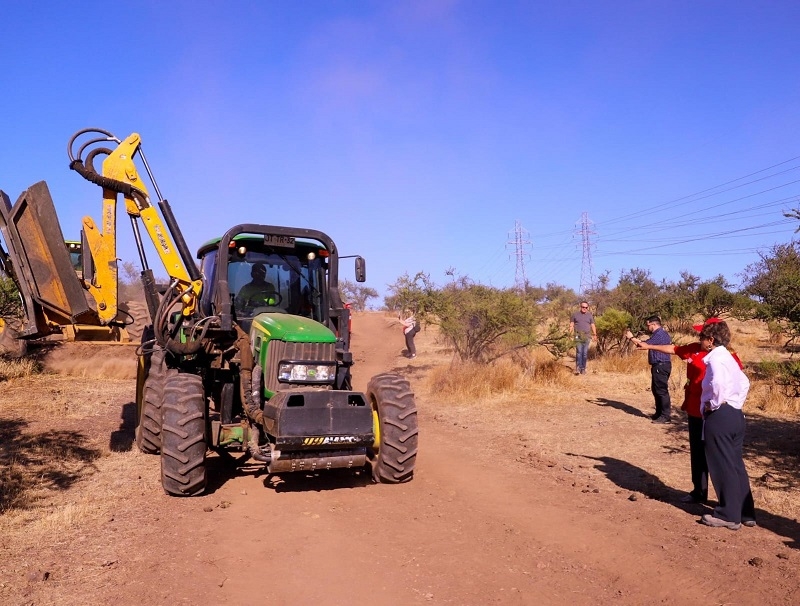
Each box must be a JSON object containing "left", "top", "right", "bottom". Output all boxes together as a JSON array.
[
  {"left": 687, "top": 415, "right": 708, "bottom": 499},
  {"left": 704, "top": 404, "right": 756, "bottom": 524},
  {"left": 404, "top": 330, "right": 416, "bottom": 356},
  {"left": 650, "top": 362, "right": 672, "bottom": 418}
]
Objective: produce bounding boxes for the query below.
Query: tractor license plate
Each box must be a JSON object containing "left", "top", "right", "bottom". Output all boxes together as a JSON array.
[{"left": 264, "top": 234, "right": 295, "bottom": 248}]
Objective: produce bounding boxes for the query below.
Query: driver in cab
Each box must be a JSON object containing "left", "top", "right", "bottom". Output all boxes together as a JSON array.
[{"left": 236, "top": 262, "right": 279, "bottom": 313}]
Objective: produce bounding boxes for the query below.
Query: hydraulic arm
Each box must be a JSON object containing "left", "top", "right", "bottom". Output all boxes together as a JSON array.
[{"left": 67, "top": 128, "right": 204, "bottom": 336}]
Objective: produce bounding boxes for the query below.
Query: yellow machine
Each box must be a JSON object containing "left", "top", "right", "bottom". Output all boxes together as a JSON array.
[{"left": 0, "top": 129, "right": 202, "bottom": 346}]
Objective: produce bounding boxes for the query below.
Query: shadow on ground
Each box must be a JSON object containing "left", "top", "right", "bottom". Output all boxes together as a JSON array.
[
  {"left": 570, "top": 452, "right": 800, "bottom": 550},
  {"left": 0, "top": 417, "right": 101, "bottom": 511},
  {"left": 192, "top": 452, "right": 374, "bottom": 495},
  {"left": 109, "top": 401, "right": 137, "bottom": 452},
  {"left": 590, "top": 397, "right": 650, "bottom": 419}
]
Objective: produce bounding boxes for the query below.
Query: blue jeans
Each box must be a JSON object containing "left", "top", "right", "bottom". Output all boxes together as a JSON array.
[{"left": 575, "top": 339, "right": 589, "bottom": 372}]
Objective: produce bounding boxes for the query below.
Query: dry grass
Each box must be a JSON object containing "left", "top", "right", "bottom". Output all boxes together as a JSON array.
[
  {"left": 748, "top": 382, "right": 800, "bottom": 414},
  {"left": 0, "top": 344, "right": 137, "bottom": 520},
  {"left": 427, "top": 348, "right": 573, "bottom": 400},
  {"left": 0, "top": 356, "right": 40, "bottom": 380}
]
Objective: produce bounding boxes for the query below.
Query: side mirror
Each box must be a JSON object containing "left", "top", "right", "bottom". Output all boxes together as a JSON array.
[{"left": 355, "top": 256, "right": 366, "bottom": 283}]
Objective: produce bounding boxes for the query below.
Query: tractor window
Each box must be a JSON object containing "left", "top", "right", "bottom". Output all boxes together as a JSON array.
[{"left": 228, "top": 251, "right": 326, "bottom": 322}]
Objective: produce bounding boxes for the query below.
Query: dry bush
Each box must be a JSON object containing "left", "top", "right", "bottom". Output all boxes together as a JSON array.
[
  {"left": 748, "top": 382, "right": 800, "bottom": 414},
  {"left": 593, "top": 350, "right": 649, "bottom": 374},
  {"left": 0, "top": 357, "right": 40, "bottom": 380},
  {"left": 427, "top": 348, "right": 573, "bottom": 401}
]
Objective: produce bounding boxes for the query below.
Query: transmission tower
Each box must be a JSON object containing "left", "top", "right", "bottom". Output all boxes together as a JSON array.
[
  {"left": 507, "top": 220, "right": 531, "bottom": 292},
  {"left": 576, "top": 212, "right": 596, "bottom": 294}
]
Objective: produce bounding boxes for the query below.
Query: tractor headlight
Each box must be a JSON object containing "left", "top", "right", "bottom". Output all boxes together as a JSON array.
[{"left": 278, "top": 363, "right": 336, "bottom": 383}]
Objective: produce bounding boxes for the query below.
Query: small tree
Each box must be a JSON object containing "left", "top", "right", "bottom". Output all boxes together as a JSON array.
[
  {"left": 694, "top": 275, "right": 736, "bottom": 320},
  {"left": 607, "top": 268, "right": 663, "bottom": 328},
  {"left": 119, "top": 260, "right": 145, "bottom": 302},
  {"left": 431, "top": 283, "right": 539, "bottom": 363},
  {"left": 339, "top": 279, "right": 378, "bottom": 311},
  {"left": 741, "top": 242, "right": 800, "bottom": 348},
  {"left": 595, "top": 308, "right": 634, "bottom": 355},
  {"left": 384, "top": 272, "right": 434, "bottom": 316}
]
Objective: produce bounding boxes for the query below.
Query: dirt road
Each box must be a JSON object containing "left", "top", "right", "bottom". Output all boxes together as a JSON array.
[{"left": 2, "top": 312, "right": 798, "bottom": 605}]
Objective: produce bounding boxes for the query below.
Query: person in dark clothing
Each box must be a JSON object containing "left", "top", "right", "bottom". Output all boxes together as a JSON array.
[{"left": 629, "top": 315, "right": 672, "bottom": 423}]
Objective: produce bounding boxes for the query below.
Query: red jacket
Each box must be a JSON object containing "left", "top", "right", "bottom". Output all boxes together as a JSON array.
[{"left": 674, "top": 343, "right": 743, "bottom": 418}]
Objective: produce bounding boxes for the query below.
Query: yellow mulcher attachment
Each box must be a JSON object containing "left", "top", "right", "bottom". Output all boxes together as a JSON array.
[{"left": 0, "top": 182, "right": 117, "bottom": 342}]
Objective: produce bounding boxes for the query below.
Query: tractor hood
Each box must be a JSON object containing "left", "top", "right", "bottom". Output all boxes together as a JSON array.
[{"left": 250, "top": 313, "right": 337, "bottom": 343}]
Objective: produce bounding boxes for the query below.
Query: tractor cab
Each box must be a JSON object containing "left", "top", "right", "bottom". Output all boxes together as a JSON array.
[
  {"left": 200, "top": 237, "right": 328, "bottom": 329},
  {"left": 197, "top": 225, "right": 364, "bottom": 341}
]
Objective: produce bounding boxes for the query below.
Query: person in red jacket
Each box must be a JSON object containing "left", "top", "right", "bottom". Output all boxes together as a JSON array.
[{"left": 630, "top": 318, "right": 745, "bottom": 509}]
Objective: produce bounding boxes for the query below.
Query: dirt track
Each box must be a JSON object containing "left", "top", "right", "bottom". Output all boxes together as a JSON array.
[{"left": 2, "top": 312, "right": 799, "bottom": 605}]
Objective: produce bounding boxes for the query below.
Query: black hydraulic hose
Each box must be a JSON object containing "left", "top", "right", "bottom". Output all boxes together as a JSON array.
[
  {"left": 235, "top": 325, "right": 262, "bottom": 424},
  {"left": 158, "top": 199, "right": 201, "bottom": 282},
  {"left": 69, "top": 159, "right": 141, "bottom": 198},
  {"left": 153, "top": 284, "right": 206, "bottom": 356}
]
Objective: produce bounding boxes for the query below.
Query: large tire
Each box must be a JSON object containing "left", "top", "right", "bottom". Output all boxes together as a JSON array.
[
  {"left": 135, "top": 348, "right": 166, "bottom": 454},
  {"left": 161, "top": 372, "right": 207, "bottom": 496},
  {"left": 119, "top": 300, "right": 149, "bottom": 344},
  {"left": 366, "top": 373, "right": 418, "bottom": 483}
]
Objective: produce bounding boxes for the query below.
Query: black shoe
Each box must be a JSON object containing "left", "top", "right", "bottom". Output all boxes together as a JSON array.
[
  {"left": 650, "top": 413, "right": 660, "bottom": 420},
  {"left": 652, "top": 416, "right": 671, "bottom": 424},
  {"left": 742, "top": 518, "right": 757, "bottom": 527},
  {"left": 680, "top": 493, "right": 707, "bottom": 504}
]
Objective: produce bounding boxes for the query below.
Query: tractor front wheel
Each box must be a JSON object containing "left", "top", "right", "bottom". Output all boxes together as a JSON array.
[
  {"left": 366, "top": 373, "right": 418, "bottom": 483},
  {"left": 160, "top": 372, "right": 207, "bottom": 496}
]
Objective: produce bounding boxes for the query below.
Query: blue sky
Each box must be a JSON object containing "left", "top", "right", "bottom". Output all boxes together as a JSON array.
[{"left": 2, "top": 1, "right": 799, "bottom": 305}]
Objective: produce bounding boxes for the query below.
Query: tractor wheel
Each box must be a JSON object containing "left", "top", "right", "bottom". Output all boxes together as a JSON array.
[
  {"left": 119, "top": 300, "right": 149, "bottom": 344},
  {"left": 161, "top": 372, "right": 207, "bottom": 496},
  {"left": 366, "top": 372, "right": 418, "bottom": 483},
  {"left": 135, "top": 346, "right": 166, "bottom": 455}
]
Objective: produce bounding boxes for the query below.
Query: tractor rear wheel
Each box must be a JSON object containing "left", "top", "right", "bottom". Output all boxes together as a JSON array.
[
  {"left": 135, "top": 346, "right": 167, "bottom": 455},
  {"left": 366, "top": 373, "right": 418, "bottom": 483},
  {"left": 161, "top": 372, "right": 207, "bottom": 496}
]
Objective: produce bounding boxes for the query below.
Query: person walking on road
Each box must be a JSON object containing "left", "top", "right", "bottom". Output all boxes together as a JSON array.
[
  {"left": 629, "top": 315, "right": 672, "bottom": 423},
  {"left": 399, "top": 311, "right": 418, "bottom": 359},
  {"left": 569, "top": 301, "right": 597, "bottom": 375}
]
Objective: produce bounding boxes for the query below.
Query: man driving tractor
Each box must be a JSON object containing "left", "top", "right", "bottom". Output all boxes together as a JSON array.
[{"left": 236, "top": 262, "right": 280, "bottom": 312}]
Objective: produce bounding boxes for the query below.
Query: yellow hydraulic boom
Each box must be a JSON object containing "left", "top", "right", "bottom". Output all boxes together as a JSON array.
[{"left": 68, "top": 129, "right": 203, "bottom": 326}]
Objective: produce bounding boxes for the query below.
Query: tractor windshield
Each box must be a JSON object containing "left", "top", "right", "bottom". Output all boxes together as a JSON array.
[{"left": 199, "top": 246, "right": 328, "bottom": 324}]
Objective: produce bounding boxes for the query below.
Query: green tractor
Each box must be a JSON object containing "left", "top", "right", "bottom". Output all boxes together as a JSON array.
[{"left": 136, "top": 225, "right": 419, "bottom": 495}]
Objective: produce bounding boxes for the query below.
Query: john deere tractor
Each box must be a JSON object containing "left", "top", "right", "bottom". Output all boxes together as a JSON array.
[{"left": 2, "top": 128, "right": 419, "bottom": 495}]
